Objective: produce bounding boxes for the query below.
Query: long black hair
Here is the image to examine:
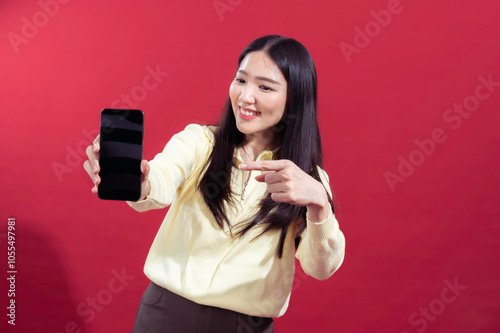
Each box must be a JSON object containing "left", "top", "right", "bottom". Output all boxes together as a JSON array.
[{"left": 198, "top": 35, "right": 333, "bottom": 257}]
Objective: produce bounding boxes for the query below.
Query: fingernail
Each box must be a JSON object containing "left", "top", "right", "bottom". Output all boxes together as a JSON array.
[
  {"left": 239, "top": 163, "right": 247, "bottom": 169},
  {"left": 93, "top": 165, "right": 98, "bottom": 172},
  {"left": 93, "top": 143, "right": 98, "bottom": 151}
]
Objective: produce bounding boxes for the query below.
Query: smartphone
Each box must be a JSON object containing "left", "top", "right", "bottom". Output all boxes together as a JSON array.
[{"left": 98, "top": 109, "right": 144, "bottom": 201}]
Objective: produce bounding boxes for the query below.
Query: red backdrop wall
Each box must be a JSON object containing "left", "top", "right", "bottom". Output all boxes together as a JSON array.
[{"left": 1, "top": 1, "right": 499, "bottom": 332}]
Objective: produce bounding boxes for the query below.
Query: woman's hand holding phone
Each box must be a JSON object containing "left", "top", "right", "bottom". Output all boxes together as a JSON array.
[{"left": 83, "top": 135, "right": 151, "bottom": 201}]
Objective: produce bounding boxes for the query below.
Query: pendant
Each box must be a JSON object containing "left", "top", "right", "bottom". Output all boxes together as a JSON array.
[{"left": 242, "top": 181, "right": 248, "bottom": 200}]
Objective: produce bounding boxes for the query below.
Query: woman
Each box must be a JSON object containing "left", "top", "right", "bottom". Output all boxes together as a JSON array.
[{"left": 84, "top": 35, "right": 345, "bottom": 333}]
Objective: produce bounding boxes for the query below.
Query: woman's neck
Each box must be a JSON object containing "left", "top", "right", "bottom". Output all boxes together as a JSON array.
[{"left": 240, "top": 132, "right": 280, "bottom": 162}]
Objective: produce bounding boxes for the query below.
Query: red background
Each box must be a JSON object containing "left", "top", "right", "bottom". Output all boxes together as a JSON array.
[{"left": 1, "top": 0, "right": 500, "bottom": 332}]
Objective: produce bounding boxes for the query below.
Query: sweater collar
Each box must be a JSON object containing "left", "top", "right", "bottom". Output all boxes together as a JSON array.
[{"left": 233, "top": 146, "right": 280, "bottom": 164}]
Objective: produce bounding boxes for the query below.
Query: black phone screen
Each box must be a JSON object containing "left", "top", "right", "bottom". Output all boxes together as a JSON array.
[{"left": 98, "top": 109, "right": 144, "bottom": 201}]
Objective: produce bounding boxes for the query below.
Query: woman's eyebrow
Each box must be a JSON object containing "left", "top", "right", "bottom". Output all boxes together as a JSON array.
[{"left": 237, "top": 69, "right": 281, "bottom": 85}]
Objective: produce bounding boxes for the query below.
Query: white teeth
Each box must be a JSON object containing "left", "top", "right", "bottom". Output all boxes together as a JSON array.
[{"left": 241, "top": 109, "right": 260, "bottom": 116}]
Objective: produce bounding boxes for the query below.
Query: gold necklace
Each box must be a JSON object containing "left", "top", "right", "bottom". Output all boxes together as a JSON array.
[{"left": 240, "top": 146, "right": 252, "bottom": 200}]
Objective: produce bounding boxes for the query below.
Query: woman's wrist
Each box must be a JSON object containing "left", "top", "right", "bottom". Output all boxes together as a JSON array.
[{"left": 306, "top": 189, "right": 330, "bottom": 223}]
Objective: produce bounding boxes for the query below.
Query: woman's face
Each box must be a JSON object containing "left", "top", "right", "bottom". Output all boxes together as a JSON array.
[{"left": 229, "top": 51, "right": 287, "bottom": 145}]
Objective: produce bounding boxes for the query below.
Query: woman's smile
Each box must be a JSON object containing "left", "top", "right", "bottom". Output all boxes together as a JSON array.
[{"left": 239, "top": 106, "right": 261, "bottom": 119}]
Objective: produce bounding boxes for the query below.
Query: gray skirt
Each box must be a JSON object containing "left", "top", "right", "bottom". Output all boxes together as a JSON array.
[{"left": 133, "top": 282, "right": 274, "bottom": 333}]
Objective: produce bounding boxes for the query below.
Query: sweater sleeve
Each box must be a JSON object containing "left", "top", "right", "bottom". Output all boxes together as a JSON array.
[
  {"left": 295, "top": 168, "right": 346, "bottom": 280},
  {"left": 127, "top": 124, "right": 213, "bottom": 212}
]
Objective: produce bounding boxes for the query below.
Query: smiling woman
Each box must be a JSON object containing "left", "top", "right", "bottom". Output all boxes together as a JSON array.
[
  {"left": 83, "top": 35, "right": 345, "bottom": 333},
  {"left": 230, "top": 51, "right": 287, "bottom": 143}
]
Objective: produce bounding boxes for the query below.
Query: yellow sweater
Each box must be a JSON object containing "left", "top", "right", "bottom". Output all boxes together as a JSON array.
[{"left": 127, "top": 124, "right": 345, "bottom": 318}]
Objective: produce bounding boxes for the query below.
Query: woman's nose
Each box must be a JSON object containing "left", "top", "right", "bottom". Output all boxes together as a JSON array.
[{"left": 240, "top": 85, "right": 256, "bottom": 104}]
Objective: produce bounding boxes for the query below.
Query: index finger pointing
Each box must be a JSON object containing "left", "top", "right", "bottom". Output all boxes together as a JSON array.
[{"left": 239, "top": 159, "right": 292, "bottom": 171}]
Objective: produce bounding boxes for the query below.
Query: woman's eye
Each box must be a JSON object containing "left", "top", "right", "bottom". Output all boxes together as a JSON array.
[
  {"left": 235, "top": 78, "right": 245, "bottom": 83},
  {"left": 260, "top": 85, "right": 273, "bottom": 91}
]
